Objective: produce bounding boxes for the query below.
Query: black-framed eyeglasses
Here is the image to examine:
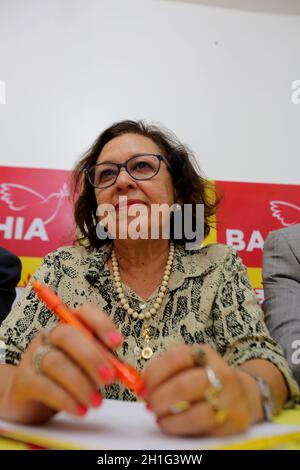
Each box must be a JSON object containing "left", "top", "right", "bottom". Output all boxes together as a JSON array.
[{"left": 84, "top": 153, "right": 166, "bottom": 189}]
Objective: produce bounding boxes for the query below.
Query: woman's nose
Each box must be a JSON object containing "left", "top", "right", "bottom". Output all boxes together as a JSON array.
[{"left": 115, "top": 167, "right": 137, "bottom": 190}]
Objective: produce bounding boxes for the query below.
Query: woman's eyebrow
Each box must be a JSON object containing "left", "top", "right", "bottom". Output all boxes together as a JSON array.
[{"left": 96, "top": 159, "right": 116, "bottom": 165}]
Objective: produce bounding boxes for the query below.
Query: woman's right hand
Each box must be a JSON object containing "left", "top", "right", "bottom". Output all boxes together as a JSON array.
[{"left": 4, "top": 304, "right": 123, "bottom": 424}]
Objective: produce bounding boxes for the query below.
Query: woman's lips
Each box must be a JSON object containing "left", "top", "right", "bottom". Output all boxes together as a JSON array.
[{"left": 115, "top": 200, "right": 147, "bottom": 211}]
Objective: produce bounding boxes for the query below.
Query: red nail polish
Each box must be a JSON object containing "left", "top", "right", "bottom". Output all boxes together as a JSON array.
[
  {"left": 145, "top": 403, "right": 152, "bottom": 411},
  {"left": 108, "top": 331, "right": 122, "bottom": 348},
  {"left": 77, "top": 405, "right": 87, "bottom": 416},
  {"left": 99, "top": 365, "right": 114, "bottom": 382},
  {"left": 91, "top": 391, "right": 103, "bottom": 407}
]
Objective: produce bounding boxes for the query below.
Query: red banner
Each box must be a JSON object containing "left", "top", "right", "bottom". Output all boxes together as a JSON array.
[
  {"left": 216, "top": 181, "right": 300, "bottom": 268},
  {"left": 0, "top": 166, "right": 75, "bottom": 258}
]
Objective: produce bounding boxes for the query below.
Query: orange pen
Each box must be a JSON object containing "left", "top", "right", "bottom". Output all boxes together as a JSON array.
[{"left": 32, "top": 280, "right": 145, "bottom": 398}]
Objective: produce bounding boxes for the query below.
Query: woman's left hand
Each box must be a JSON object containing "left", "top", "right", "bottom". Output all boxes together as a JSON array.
[{"left": 143, "top": 344, "right": 254, "bottom": 437}]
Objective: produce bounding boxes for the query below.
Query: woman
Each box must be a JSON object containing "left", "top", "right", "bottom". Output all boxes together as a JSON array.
[{"left": 0, "top": 120, "right": 298, "bottom": 436}]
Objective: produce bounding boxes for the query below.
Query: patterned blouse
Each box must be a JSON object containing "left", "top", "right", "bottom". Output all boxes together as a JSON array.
[{"left": 0, "top": 242, "right": 299, "bottom": 403}]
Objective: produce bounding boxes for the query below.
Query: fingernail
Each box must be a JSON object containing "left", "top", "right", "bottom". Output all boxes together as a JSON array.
[
  {"left": 145, "top": 403, "right": 152, "bottom": 411},
  {"left": 99, "top": 365, "right": 115, "bottom": 382},
  {"left": 76, "top": 405, "right": 87, "bottom": 416},
  {"left": 91, "top": 391, "right": 103, "bottom": 407},
  {"left": 107, "top": 331, "right": 122, "bottom": 348}
]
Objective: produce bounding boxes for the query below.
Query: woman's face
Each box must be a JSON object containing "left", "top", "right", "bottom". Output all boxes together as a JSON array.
[{"left": 94, "top": 133, "right": 175, "bottom": 239}]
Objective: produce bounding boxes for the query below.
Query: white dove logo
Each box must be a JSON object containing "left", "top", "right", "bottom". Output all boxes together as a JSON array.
[
  {"left": 0, "top": 183, "right": 70, "bottom": 241},
  {"left": 0, "top": 183, "right": 70, "bottom": 224},
  {"left": 270, "top": 201, "right": 300, "bottom": 227}
]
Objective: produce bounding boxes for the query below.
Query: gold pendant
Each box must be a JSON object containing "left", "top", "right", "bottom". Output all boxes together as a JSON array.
[
  {"left": 142, "top": 347, "right": 153, "bottom": 360},
  {"left": 143, "top": 327, "right": 150, "bottom": 340}
]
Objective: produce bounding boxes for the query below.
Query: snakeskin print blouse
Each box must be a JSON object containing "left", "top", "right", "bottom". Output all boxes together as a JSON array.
[{"left": 0, "top": 242, "right": 299, "bottom": 402}]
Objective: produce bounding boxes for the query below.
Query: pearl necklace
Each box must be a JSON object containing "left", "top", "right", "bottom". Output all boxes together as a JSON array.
[{"left": 111, "top": 242, "right": 175, "bottom": 321}]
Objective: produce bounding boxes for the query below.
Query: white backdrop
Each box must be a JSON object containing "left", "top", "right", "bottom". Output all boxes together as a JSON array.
[{"left": 0, "top": 0, "right": 299, "bottom": 184}]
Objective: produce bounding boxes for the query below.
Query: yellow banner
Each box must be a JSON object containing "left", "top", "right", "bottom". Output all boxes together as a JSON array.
[{"left": 19, "top": 256, "right": 43, "bottom": 287}]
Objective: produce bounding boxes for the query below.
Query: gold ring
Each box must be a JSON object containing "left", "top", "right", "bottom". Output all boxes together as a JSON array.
[
  {"left": 207, "top": 396, "right": 227, "bottom": 425},
  {"left": 191, "top": 346, "right": 206, "bottom": 367},
  {"left": 169, "top": 400, "right": 191, "bottom": 414},
  {"left": 32, "top": 344, "right": 52, "bottom": 375}
]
